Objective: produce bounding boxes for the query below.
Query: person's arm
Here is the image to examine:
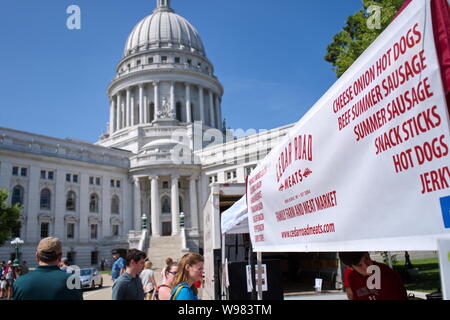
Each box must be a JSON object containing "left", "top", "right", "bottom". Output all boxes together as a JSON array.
[
  {"left": 119, "top": 259, "right": 125, "bottom": 275},
  {"left": 345, "top": 287, "right": 353, "bottom": 300}
]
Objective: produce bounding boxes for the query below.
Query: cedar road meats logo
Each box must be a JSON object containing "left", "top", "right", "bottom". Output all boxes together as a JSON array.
[{"left": 276, "top": 134, "right": 313, "bottom": 192}]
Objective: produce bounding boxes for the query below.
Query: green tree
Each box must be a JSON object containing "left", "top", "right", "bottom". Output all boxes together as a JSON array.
[
  {"left": 325, "top": 0, "right": 404, "bottom": 78},
  {"left": 0, "top": 189, "right": 21, "bottom": 246}
]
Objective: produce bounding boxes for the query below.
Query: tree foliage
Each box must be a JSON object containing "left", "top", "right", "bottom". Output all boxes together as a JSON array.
[
  {"left": 0, "top": 189, "right": 21, "bottom": 246},
  {"left": 325, "top": 0, "right": 405, "bottom": 78}
]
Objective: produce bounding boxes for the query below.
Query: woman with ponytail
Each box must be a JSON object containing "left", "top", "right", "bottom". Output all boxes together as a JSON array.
[{"left": 170, "top": 253, "right": 204, "bottom": 300}]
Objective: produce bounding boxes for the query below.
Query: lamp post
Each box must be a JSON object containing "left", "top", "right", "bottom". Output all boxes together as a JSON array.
[
  {"left": 11, "top": 237, "right": 24, "bottom": 267},
  {"left": 141, "top": 214, "right": 148, "bottom": 230},
  {"left": 179, "top": 212, "right": 185, "bottom": 229}
]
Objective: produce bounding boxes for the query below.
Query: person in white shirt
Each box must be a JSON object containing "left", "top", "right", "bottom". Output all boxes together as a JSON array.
[{"left": 140, "top": 260, "right": 157, "bottom": 300}]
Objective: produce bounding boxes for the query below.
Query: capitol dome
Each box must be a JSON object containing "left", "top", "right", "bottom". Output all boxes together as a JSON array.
[{"left": 124, "top": 0, "right": 205, "bottom": 57}]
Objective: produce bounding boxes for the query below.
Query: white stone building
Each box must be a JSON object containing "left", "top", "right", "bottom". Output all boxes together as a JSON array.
[{"left": 0, "top": 0, "right": 292, "bottom": 268}]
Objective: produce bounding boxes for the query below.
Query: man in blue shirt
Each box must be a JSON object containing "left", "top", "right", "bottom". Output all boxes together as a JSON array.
[{"left": 111, "top": 250, "right": 125, "bottom": 282}]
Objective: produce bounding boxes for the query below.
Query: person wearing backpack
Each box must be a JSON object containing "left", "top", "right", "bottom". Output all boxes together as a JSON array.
[
  {"left": 154, "top": 261, "right": 177, "bottom": 300},
  {"left": 170, "top": 253, "right": 204, "bottom": 300}
]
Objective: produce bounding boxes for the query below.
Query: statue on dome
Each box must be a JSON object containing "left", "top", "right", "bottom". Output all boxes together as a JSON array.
[{"left": 157, "top": 96, "right": 175, "bottom": 120}]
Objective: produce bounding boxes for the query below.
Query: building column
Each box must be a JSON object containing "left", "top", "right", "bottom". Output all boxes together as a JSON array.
[
  {"left": 154, "top": 82, "right": 159, "bottom": 120},
  {"left": 171, "top": 175, "right": 180, "bottom": 235},
  {"left": 131, "top": 95, "right": 135, "bottom": 126},
  {"left": 189, "top": 175, "right": 199, "bottom": 235},
  {"left": 133, "top": 177, "right": 142, "bottom": 231},
  {"left": 150, "top": 176, "right": 160, "bottom": 236},
  {"left": 54, "top": 170, "right": 66, "bottom": 239},
  {"left": 209, "top": 90, "right": 215, "bottom": 128},
  {"left": 109, "top": 97, "right": 116, "bottom": 135},
  {"left": 185, "top": 83, "right": 192, "bottom": 123},
  {"left": 170, "top": 81, "right": 176, "bottom": 119},
  {"left": 139, "top": 84, "right": 144, "bottom": 124},
  {"left": 215, "top": 94, "right": 222, "bottom": 131},
  {"left": 126, "top": 88, "right": 131, "bottom": 127},
  {"left": 199, "top": 87, "right": 205, "bottom": 125},
  {"left": 116, "top": 94, "right": 121, "bottom": 130}
]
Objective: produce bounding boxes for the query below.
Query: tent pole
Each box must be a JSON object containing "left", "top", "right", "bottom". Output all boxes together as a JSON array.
[
  {"left": 257, "top": 251, "right": 263, "bottom": 300},
  {"left": 221, "top": 233, "right": 226, "bottom": 300}
]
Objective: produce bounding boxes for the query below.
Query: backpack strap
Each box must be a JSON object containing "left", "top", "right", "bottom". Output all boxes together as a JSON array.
[{"left": 170, "top": 283, "right": 188, "bottom": 300}]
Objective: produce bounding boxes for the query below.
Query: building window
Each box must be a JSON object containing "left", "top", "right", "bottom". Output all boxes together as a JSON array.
[
  {"left": 112, "top": 225, "right": 119, "bottom": 237},
  {"left": 91, "top": 251, "right": 98, "bottom": 265},
  {"left": 67, "top": 223, "right": 75, "bottom": 239},
  {"left": 161, "top": 197, "right": 171, "bottom": 213},
  {"left": 67, "top": 252, "right": 75, "bottom": 265},
  {"left": 41, "top": 223, "right": 49, "bottom": 238},
  {"left": 41, "top": 170, "right": 54, "bottom": 180},
  {"left": 148, "top": 57, "right": 154, "bottom": 64},
  {"left": 176, "top": 102, "right": 182, "bottom": 122},
  {"left": 40, "top": 188, "right": 51, "bottom": 210},
  {"left": 162, "top": 181, "right": 169, "bottom": 189},
  {"left": 116, "top": 180, "right": 120, "bottom": 188},
  {"left": 161, "top": 56, "right": 167, "bottom": 63},
  {"left": 175, "top": 57, "right": 180, "bottom": 63},
  {"left": 89, "top": 194, "right": 99, "bottom": 213},
  {"left": 90, "top": 176, "right": 101, "bottom": 186},
  {"left": 11, "top": 186, "right": 24, "bottom": 206},
  {"left": 20, "top": 168, "right": 27, "bottom": 177},
  {"left": 66, "top": 174, "right": 71, "bottom": 182},
  {"left": 90, "top": 224, "right": 98, "bottom": 239},
  {"left": 110, "top": 179, "right": 115, "bottom": 188},
  {"left": 137, "top": 60, "right": 141, "bottom": 65},
  {"left": 111, "top": 196, "right": 119, "bottom": 214},
  {"left": 187, "top": 59, "right": 192, "bottom": 66},
  {"left": 12, "top": 167, "right": 19, "bottom": 176},
  {"left": 245, "top": 166, "right": 256, "bottom": 177},
  {"left": 73, "top": 174, "right": 78, "bottom": 183},
  {"left": 66, "top": 191, "right": 76, "bottom": 211}
]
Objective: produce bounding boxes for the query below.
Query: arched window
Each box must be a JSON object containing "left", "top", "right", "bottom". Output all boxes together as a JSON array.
[
  {"left": 66, "top": 191, "right": 76, "bottom": 211},
  {"left": 89, "top": 193, "right": 99, "bottom": 213},
  {"left": 40, "top": 188, "right": 51, "bottom": 210},
  {"left": 162, "top": 197, "right": 171, "bottom": 213},
  {"left": 11, "top": 186, "right": 24, "bottom": 206},
  {"left": 176, "top": 102, "right": 183, "bottom": 122},
  {"left": 111, "top": 195, "right": 120, "bottom": 214},
  {"left": 149, "top": 102, "right": 155, "bottom": 122}
]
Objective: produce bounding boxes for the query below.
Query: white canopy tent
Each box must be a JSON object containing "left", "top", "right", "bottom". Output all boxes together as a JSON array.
[
  {"left": 220, "top": 196, "right": 266, "bottom": 300},
  {"left": 221, "top": 196, "right": 248, "bottom": 235}
]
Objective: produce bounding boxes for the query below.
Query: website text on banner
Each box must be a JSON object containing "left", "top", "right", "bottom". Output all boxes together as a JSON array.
[{"left": 246, "top": 0, "right": 450, "bottom": 253}]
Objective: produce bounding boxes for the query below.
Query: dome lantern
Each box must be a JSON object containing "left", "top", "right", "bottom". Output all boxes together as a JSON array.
[{"left": 155, "top": 0, "right": 173, "bottom": 12}]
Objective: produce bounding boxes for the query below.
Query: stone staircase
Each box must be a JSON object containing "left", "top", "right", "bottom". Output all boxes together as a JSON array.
[{"left": 146, "top": 235, "right": 188, "bottom": 285}]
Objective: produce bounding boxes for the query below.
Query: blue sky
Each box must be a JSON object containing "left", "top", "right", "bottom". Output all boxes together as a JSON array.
[{"left": 0, "top": 0, "right": 362, "bottom": 142}]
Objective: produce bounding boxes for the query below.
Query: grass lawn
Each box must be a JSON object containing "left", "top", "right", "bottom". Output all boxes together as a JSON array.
[{"left": 393, "top": 258, "right": 442, "bottom": 293}]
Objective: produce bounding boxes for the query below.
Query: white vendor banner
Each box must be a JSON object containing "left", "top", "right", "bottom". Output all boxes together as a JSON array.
[{"left": 247, "top": 0, "right": 450, "bottom": 252}]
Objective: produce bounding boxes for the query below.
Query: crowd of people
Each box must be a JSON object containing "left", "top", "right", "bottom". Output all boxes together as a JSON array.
[
  {"left": 2, "top": 237, "right": 408, "bottom": 301},
  {"left": 0, "top": 260, "right": 29, "bottom": 300},
  {"left": 2, "top": 237, "right": 205, "bottom": 300},
  {"left": 111, "top": 249, "right": 204, "bottom": 300}
]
